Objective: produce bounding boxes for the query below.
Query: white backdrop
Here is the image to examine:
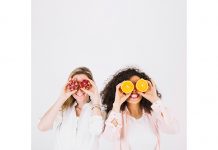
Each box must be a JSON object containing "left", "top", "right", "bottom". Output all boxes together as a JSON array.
[{"left": 32, "top": 0, "right": 186, "bottom": 149}]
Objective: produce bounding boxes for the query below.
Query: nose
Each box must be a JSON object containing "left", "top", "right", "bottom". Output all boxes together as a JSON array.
[
  {"left": 132, "top": 88, "right": 137, "bottom": 93},
  {"left": 76, "top": 89, "right": 83, "bottom": 94}
]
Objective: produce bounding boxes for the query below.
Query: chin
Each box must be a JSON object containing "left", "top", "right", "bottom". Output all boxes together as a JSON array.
[
  {"left": 75, "top": 97, "right": 86, "bottom": 102},
  {"left": 73, "top": 94, "right": 89, "bottom": 102},
  {"left": 127, "top": 98, "right": 141, "bottom": 104}
]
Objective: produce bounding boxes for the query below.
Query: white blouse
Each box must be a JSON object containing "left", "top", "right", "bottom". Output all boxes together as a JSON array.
[
  {"left": 126, "top": 114, "right": 157, "bottom": 150},
  {"left": 53, "top": 102, "right": 104, "bottom": 150}
]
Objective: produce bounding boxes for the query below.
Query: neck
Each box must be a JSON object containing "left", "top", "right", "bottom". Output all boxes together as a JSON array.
[
  {"left": 127, "top": 103, "right": 142, "bottom": 119},
  {"left": 76, "top": 99, "right": 89, "bottom": 109},
  {"left": 75, "top": 99, "right": 89, "bottom": 117}
]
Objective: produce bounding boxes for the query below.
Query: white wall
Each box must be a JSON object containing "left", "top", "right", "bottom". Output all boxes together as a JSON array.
[{"left": 32, "top": 0, "right": 186, "bottom": 149}]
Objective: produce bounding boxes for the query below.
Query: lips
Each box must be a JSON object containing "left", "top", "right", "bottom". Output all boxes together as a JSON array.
[
  {"left": 130, "top": 93, "right": 139, "bottom": 99},
  {"left": 76, "top": 93, "right": 85, "bottom": 97}
]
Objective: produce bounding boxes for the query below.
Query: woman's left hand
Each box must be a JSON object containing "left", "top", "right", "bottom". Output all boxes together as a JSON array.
[
  {"left": 138, "top": 79, "right": 160, "bottom": 103},
  {"left": 81, "top": 79, "right": 101, "bottom": 105}
]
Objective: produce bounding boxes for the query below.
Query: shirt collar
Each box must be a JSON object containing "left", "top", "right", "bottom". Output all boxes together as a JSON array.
[
  {"left": 73, "top": 100, "right": 92, "bottom": 110},
  {"left": 124, "top": 105, "right": 148, "bottom": 116}
]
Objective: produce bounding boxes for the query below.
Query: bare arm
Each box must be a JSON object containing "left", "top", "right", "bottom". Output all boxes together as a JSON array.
[
  {"left": 38, "top": 98, "right": 65, "bottom": 131},
  {"left": 151, "top": 100, "right": 179, "bottom": 134},
  {"left": 81, "top": 78, "right": 103, "bottom": 117},
  {"left": 81, "top": 79, "right": 105, "bottom": 135},
  {"left": 38, "top": 83, "right": 76, "bottom": 131}
]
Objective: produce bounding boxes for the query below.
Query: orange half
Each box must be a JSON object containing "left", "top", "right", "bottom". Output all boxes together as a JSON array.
[
  {"left": 136, "top": 79, "right": 149, "bottom": 92},
  {"left": 121, "top": 81, "right": 134, "bottom": 94}
]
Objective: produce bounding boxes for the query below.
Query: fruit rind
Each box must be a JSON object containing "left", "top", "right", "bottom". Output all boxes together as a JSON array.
[
  {"left": 136, "top": 79, "right": 149, "bottom": 92},
  {"left": 121, "top": 81, "right": 134, "bottom": 94}
]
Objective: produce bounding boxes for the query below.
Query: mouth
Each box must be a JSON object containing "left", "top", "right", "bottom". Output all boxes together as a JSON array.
[
  {"left": 130, "top": 93, "right": 139, "bottom": 99},
  {"left": 75, "top": 92, "right": 86, "bottom": 97}
]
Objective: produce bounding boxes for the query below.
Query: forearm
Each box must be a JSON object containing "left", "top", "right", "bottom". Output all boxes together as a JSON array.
[
  {"left": 151, "top": 100, "right": 179, "bottom": 133},
  {"left": 112, "top": 102, "right": 121, "bottom": 113},
  {"left": 89, "top": 97, "right": 105, "bottom": 135},
  {"left": 92, "top": 106, "right": 102, "bottom": 116},
  {"left": 102, "top": 111, "right": 122, "bottom": 140},
  {"left": 91, "top": 96, "right": 102, "bottom": 116},
  {"left": 38, "top": 98, "right": 65, "bottom": 131}
]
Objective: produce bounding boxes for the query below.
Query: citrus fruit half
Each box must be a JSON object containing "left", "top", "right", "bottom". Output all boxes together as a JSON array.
[
  {"left": 121, "top": 81, "right": 134, "bottom": 94},
  {"left": 136, "top": 79, "right": 149, "bottom": 92}
]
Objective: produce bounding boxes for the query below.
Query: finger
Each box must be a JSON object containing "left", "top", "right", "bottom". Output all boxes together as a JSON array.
[
  {"left": 86, "top": 78, "right": 94, "bottom": 83},
  {"left": 122, "top": 93, "right": 131, "bottom": 101},
  {"left": 68, "top": 77, "right": 73, "bottom": 82},
  {"left": 147, "top": 81, "right": 155, "bottom": 90},
  {"left": 80, "top": 87, "right": 88, "bottom": 93},
  {"left": 138, "top": 91, "right": 149, "bottom": 99},
  {"left": 138, "top": 91, "right": 146, "bottom": 96},
  {"left": 119, "top": 93, "right": 130, "bottom": 104},
  {"left": 65, "top": 88, "right": 76, "bottom": 96},
  {"left": 65, "top": 79, "right": 73, "bottom": 88},
  {"left": 138, "top": 91, "right": 145, "bottom": 96},
  {"left": 150, "top": 79, "right": 156, "bottom": 87},
  {"left": 69, "top": 90, "right": 77, "bottom": 95},
  {"left": 116, "top": 83, "right": 122, "bottom": 91},
  {"left": 80, "top": 88, "right": 92, "bottom": 95},
  {"left": 124, "top": 93, "right": 131, "bottom": 98},
  {"left": 85, "top": 78, "right": 95, "bottom": 86},
  {"left": 64, "top": 83, "right": 71, "bottom": 91},
  {"left": 85, "top": 79, "right": 98, "bottom": 91},
  {"left": 65, "top": 79, "right": 71, "bottom": 86}
]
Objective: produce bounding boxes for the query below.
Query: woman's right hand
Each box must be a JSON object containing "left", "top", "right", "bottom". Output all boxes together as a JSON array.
[
  {"left": 113, "top": 83, "right": 131, "bottom": 112},
  {"left": 58, "top": 81, "right": 77, "bottom": 102},
  {"left": 38, "top": 79, "right": 77, "bottom": 132}
]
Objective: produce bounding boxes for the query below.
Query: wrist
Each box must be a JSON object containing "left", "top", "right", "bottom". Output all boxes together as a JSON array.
[
  {"left": 91, "top": 99, "right": 100, "bottom": 106},
  {"left": 150, "top": 97, "right": 160, "bottom": 103},
  {"left": 112, "top": 102, "right": 121, "bottom": 113},
  {"left": 57, "top": 97, "right": 67, "bottom": 103},
  {"left": 91, "top": 104, "right": 101, "bottom": 111},
  {"left": 55, "top": 99, "right": 65, "bottom": 111},
  {"left": 91, "top": 96, "right": 100, "bottom": 104}
]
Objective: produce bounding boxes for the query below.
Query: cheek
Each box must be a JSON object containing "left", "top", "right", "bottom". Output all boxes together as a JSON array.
[
  {"left": 84, "top": 94, "right": 89, "bottom": 99},
  {"left": 72, "top": 94, "right": 78, "bottom": 100}
]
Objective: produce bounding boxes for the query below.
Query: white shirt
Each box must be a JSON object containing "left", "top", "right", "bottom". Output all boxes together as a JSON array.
[
  {"left": 53, "top": 102, "right": 104, "bottom": 150},
  {"left": 126, "top": 114, "right": 157, "bottom": 150}
]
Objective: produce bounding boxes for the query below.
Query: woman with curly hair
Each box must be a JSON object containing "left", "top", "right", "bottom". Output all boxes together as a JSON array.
[
  {"left": 38, "top": 67, "right": 104, "bottom": 150},
  {"left": 100, "top": 67, "right": 178, "bottom": 150}
]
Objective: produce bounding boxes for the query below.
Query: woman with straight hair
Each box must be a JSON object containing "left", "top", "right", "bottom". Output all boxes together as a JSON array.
[{"left": 38, "top": 67, "right": 104, "bottom": 150}]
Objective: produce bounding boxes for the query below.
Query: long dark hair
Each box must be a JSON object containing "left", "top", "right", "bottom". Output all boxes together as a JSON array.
[{"left": 101, "top": 67, "right": 161, "bottom": 114}]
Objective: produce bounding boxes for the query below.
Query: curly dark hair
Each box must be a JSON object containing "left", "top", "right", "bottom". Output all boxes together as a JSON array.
[{"left": 101, "top": 67, "right": 162, "bottom": 114}]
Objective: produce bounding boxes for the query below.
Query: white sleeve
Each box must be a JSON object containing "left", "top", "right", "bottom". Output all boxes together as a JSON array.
[
  {"left": 53, "top": 111, "right": 63, "bottom": 129},
  {"left": 151, "top": 100, "right": 179, "bottom": 134},
  {"left": 89, "top": 115, "right": 104, "bottom": 136}
]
